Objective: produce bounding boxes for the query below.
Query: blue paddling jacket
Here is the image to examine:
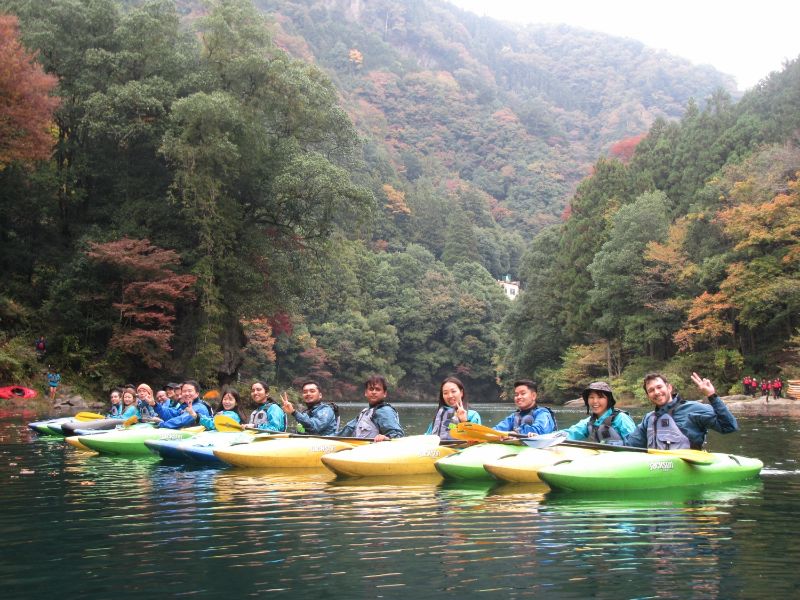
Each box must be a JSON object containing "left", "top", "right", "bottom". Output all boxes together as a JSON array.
[
  {"left": 199, "top": 409, "right": 241, "bottom": 431},
  {"left": 494, "top": 405, "right": 557, "bottom": 436},
  {"left": 248, "top": 402, "right": 287, "bottom": 432},
  {"left": 291, "top": 402, "right": 338, "bottom": 436},
  {"left": 625, "top": 393, "right": 738, "bottom": 450},
  {"left": 561, "top": 408, "right": 636, "bottom": 444},
  {"left": 154, "top": 398, "right": 211, "bottom": 429}
]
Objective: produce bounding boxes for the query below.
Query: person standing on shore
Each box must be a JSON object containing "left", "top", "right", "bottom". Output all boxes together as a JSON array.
[{"left": 46, "top": 366, "right": 61, "bottom": 401}]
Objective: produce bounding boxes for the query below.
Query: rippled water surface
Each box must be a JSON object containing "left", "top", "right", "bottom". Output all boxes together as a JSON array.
[{"left": 1, "top": 404, "right": 799, "bottom": 598}]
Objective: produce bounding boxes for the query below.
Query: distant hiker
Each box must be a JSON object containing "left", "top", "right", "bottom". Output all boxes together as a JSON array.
[
  {"left": 772, "top": 378, "right": 783, "bottom": 400},
  {"left": 46, "top": 366, "right": 61, "bottom": 401},
  {"left": 35, "top": 336, "right": 46, "bottom": 359}
]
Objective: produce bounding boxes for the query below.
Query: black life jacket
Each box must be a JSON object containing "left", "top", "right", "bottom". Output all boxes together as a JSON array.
[{"left": 587, "top": 408, "right": 626, "bottom": 445}]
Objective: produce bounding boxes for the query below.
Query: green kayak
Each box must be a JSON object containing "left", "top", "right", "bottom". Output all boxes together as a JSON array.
[
  {"left": 537, "top": 450, "right": 763, "bottom": 492},
  {"left": 434, "top": 442, "right": 524, "bottom": 481},
  {"left": 77, "top": 424, "right": 203, "bottom": 456}
]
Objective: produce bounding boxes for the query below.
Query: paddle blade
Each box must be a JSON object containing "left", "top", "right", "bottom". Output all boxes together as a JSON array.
[
  {"left": 75, "top": 411, "right": 105, "bottom": 422},
  {"left": 123, "top": 415, "right": 138, "bottom": 427},
  {"left": 649, "top": 448, "right": 716, "bottom": 465},
  {"left": 518, "top": 434, "right": 568, "bottom": 450},
  {"left": 204, "top": 389, "right": 221, "bottom": 401},
  {"left": 214, "top": 414, "right": 244, "bottom": 432},
  {"left": 453, "top": 422, "right": 515, "bottom": 442}
]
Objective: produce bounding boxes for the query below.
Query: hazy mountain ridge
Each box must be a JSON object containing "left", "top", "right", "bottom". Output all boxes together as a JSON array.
[{"left": 255, "top": 0, "right": 737, "bottom": 229}]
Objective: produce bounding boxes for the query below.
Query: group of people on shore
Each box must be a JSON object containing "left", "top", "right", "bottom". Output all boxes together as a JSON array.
[
  {"left": 104, "top": 370, "right": 738, "bottom": 451},
  {"left": 742, "top": 375, "right": 783, "bottom": 400}
]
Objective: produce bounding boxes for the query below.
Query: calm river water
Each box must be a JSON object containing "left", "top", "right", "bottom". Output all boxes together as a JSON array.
[{"left": 1, "top": 403, "right": 799, "bottom": 599}]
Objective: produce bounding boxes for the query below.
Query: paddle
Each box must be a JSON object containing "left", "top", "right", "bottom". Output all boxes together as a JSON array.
[
  {"left": 75, "top": 411, "right": 106, "bottom": 421},
  {"left": 123, "top": 415, "right": 139, "bottom": 427},
  {"left": 453, "top": 422, "right": 715, "bottom": 464},
  {"left": 214, "top": 414, "right": 244, "bottom": 432}
]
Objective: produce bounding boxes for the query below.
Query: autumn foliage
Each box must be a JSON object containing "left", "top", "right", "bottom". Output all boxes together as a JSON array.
[
  {"left": 0, "top": 14, "right": 60, "bottom": 166},
  {"left": 608, "top": 134, "right": 646, "bottom": 163},
  {"left": 86, "top": 238, "right": 197, "bottom": 368}
]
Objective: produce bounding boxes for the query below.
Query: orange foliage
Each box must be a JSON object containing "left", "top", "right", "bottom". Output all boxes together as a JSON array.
[
  {"left": 0, "top": 14, "right": 60, "bottom": 166},
  {"left": 382, "top": 183, "right": 411, "bottom": 215},
  {"left": 242, "top": 317, "right": 277, "bottom": 364},
  {"left": 673, "top": 291, "right": 733, "bottom": 351},
  {"left": 348, "top": 48, "right": 363, "bottom": 66}
]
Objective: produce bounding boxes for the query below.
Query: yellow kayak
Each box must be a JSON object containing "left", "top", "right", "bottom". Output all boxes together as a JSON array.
[
  {"left": 320, "top": 435, "right": 459, "bottom": 478},
  {"left": 484, "top": 446, "right": 600, "bottom": 483},
  {"left": 213, "top": 436, "right": 361, "bottom": 468}
]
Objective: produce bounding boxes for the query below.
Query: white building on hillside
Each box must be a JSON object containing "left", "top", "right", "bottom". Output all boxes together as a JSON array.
[{"left": 497, "top": 275, "right": 520, "bottom": 300}]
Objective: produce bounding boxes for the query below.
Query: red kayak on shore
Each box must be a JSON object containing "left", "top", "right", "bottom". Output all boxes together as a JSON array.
[{"left": 0, "top": 386, "right": 38, "bottom": 399}]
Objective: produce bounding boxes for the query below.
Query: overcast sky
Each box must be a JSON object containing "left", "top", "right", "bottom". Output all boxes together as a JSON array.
[{"left": 447, "top": 0, "right": 800, "bottom": 90}]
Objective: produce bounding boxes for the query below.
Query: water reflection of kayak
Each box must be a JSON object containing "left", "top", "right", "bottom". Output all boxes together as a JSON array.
[
  {"left": 537, "top": 451, "right": 763, "bottom": 491},
  {"left": 541, "top": 479, "right": 764, "bottom": 509}
]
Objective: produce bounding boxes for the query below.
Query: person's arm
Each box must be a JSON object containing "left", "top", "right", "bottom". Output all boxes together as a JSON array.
[
  {"left": 612, "top": 412, "right": 638, "bottom": 439},
  {"left": 517, "top": 409, "right": 556, "bottom": 435},
  {"left": 161, "top": 401, "right": 210, "bottom": 429},
  {"left": 255, "top": 404, "right": 286, "bottom": 432},
  {"left": 374, "top": 406, "right": 404, "bottom": 439},
  {"left": 120, "top": 405, "right": 139, "bottom": 419},
  {"left": 153, "top": 402, "right": 182, "bottom": 421},
  {"left": 623, "top": 415, "right": 649, "bottom": 448},
  {"left": 560, "top": 417, "right": 591, "bottom": 441},
  {"left": 493, "top": 413, "right": 515, "bottom": 432},
  {"left": 294, "top": 404, "right": 336, "bottom": 435},
  {"left": 690, "top": 372, "right": 738, "bottom": 433},
  {"left": 337, "top": 417, "right": 356, "bottom": 437}
]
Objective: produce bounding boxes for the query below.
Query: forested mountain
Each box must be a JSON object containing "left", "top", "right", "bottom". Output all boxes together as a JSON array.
[{"left": 1, "top": 0, "right": 795, "bottom": 403}]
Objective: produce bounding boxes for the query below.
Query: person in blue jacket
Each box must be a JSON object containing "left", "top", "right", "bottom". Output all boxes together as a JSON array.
[
  {"left": 560, "top": 381, "right": 636, "bottom": 445},
  {"left": 244, "top": 380, "right": 286, "bottom": 432},
  {"left": 106, "top": 387, "right": 123, "bottom": 418},
  {"left": 425, "top": 376, "right": 481, "bottom": 440},
  {"left": 148, "top": 380, "right": 212, "bottom": 429},
  {"left": 625, "top": 372, "right": 738, "bottom": 450},
  {"left": 281, "top": 379, "right": 338, "bottom": 436},
  {"left": 338, "top": 375, "right": 404, "bottom": 441},
  {"left": 494, "top": 379, "right": 557, "bottom": 436},
  {"left": 119, "top": 387, "right": 141, "bottom": 420},
  {"left": 189, "top": 387, "right": 245, "bottom": 430}
]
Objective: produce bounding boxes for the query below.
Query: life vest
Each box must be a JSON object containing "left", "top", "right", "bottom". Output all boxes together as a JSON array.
[
  {"left": 647, "top": 401, "right": 693, "bottom": 450},
  {"left": 248, "top": 401, "right": 287, "bottom": 431},
  {"left": 107, "top": 404, "right": 123, "bottom": 418},
  {"left": 429, "top": 406, "right": 458, "bottom": 440},
  {"left": 512, "top": 406, "right": 557, "bottom": 433},
  {"left": 587, "top": 409, "right": 625, "bottom": 445},
  {"left": 353, "top": 402, "right": 397, "bottom": 438}
]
